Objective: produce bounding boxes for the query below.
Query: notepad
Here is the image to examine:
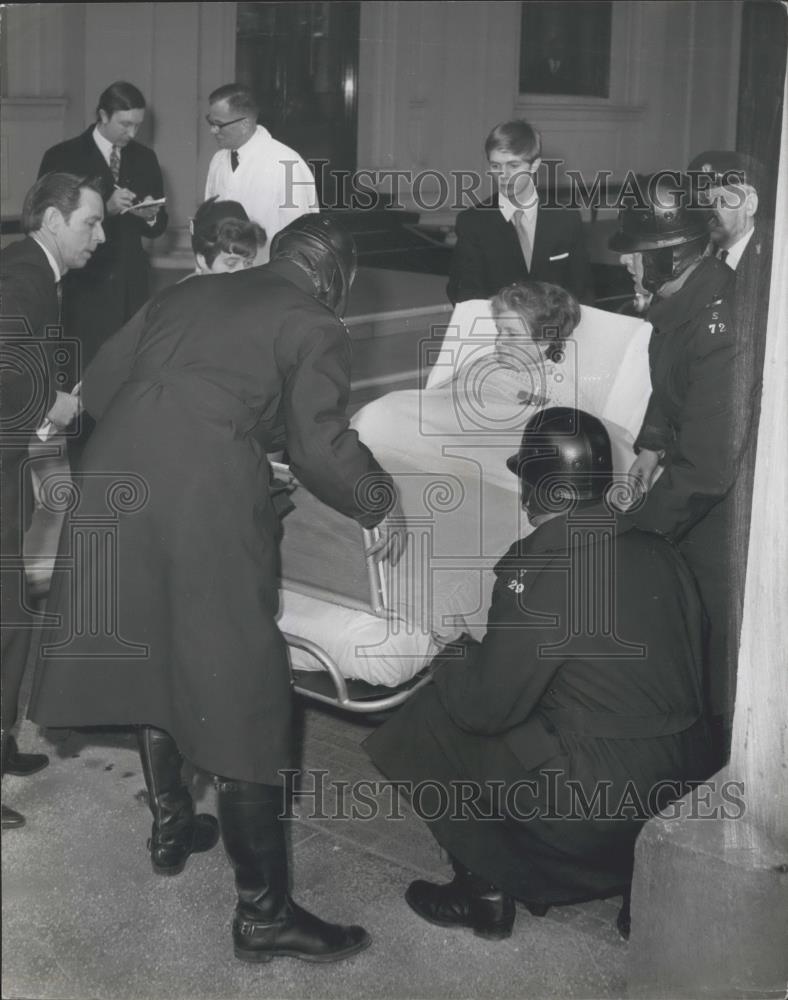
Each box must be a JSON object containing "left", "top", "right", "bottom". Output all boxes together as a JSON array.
[{"left": 121, "top": 197, "right": 166, "bottom": 214}]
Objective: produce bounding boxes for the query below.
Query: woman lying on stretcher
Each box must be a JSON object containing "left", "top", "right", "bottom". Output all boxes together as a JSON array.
[{"left": 352, "top": 280, "right": 583, "bottom": 489}]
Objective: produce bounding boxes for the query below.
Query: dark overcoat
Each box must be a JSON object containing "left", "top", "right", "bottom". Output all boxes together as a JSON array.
[
  {"left": 446, "top": 193, "right": 593, "bottom": 305},
  {"left": 365, "top": 511, "right": 710, "bottom": 905},
  {"left": 0, "top": 237, "right": 59, "bottom": 733},
  {"left": 28, "top": 260, "right": 391, "bottom": 783},
  {"left": 39, "top": 127, "right": 168, "bottom": 376},
  {"left": 630, "top": 256, "right": 758, "bottom": 717}
]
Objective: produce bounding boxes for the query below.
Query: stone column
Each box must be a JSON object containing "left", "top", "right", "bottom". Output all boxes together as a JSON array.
[{"left": 626, "top": 42, "right": 788, "bottom": 1000}]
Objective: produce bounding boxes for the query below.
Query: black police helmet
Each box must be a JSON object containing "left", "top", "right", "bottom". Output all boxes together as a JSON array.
[
  {"left": 507, "top": 407, "right": 613, "bottom": 504},
  {"left": 608, "top": 172, "right": 709, "bottom": 253},
  {"left": 270, "top": 215, "right": 358, "bottom": 317}
]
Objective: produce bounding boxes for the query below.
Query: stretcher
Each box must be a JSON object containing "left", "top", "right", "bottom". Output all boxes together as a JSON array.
[{"left": 272, "top": 462, "right": 439, "bottom": 713}]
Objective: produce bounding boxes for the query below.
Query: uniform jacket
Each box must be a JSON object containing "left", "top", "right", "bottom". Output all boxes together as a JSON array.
[
  {"left": 631, "top": 257, "right": 750, "bottom": 541},
  {"left": 29, "top": 260, "right": 393, "bottom": 784},
  {"left": 447, "top": 193, "right": 593, "bottom": 305},
  {"left": 366, "top": 509, "right": 709, "bottom": 903},
  {"left": 0, "top": 237, "right": 58, "bottom": 549},
  {"left": 39, "top": 127, "right": 168, "bottom": 372}
]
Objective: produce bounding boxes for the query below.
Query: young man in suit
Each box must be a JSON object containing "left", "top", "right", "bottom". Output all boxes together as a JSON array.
[
  {"left": 38, "top": 82, "right": 168, "bottom": 382},
  {"left": 447, "top": 120, "right": 593, "bottom": 305},
  {"left": 0, "top": 172, "right": 105, "bottom": 829}
]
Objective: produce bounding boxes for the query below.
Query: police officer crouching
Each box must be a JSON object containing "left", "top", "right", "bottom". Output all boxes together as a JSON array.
[
  {"left": 609, "top": 173, "right": 758, "bottom": 764},
  {"left": 365, "top": 407, "right": 711, "bottom": 940}
]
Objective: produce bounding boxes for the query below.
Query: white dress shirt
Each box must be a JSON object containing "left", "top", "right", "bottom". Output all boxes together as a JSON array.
[
  {"left": 31, "top": 235, "right": 62, "bottom": 283},
  {"left": 92, "top": 126, "right": 114, "bottom": 167},
  {"left": 723, "top": 226, "right": 755, "bottom": 271},
  {"left": 205, "top": 125, "right": 318, "bottom": 263}
]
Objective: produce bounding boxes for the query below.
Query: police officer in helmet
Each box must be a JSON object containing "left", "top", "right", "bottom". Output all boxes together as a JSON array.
[
  {"left": 610, "top": 172, "right": 757, "bottom": 763},
  {"left": 365, "top": 406, "right": 709, "bottom": 941}
]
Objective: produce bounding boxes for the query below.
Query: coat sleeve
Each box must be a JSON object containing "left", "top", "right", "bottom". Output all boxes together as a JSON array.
[
  {"left": 126, "top": 147, "right": 168, "bottom": 241},
  {"left": 634, "top": 390, "right": 673, "bottom": 454},
  {"left": 38, "top": 143, "right": 66, "bottom": 177},
  {"left": 205, "top": 153, "right": 220, "bottom": 201},
  {"left": 81, "top": 302, "right": 148, "bottom": 419},
  {"left": 432, "top": 562, "right": 565, "bottom": 735},
  {"left": 631, "top": 302, "right": 747, "bottom": 539},
  {"left": 447, "top": 212, "right": 489, "bottom": 305},
  {"left": 0, "top": 265, "right": 57, "bottom": 429},
  {"left": 278, "top": 157, "right": 319, "bottom": 230},
  {"left": 276, "top": 312, "right": 395, "bottom": 527}
]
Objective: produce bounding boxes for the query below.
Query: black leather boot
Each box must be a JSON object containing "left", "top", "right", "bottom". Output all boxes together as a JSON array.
[
  {"left": 405, "top": 856, "right": 515, "bottom": 940},
  {"left": 137, "top": 726, "right": 219, "bottom": 875},
  {"left": 1, "top": 730, "right": 26, "bottom": 829},
  {"left": 217, "top": 779, "right": 371, "bottom": 963},
  {"left": 4, "top": 734, "right": 49, "bottom": 776}
]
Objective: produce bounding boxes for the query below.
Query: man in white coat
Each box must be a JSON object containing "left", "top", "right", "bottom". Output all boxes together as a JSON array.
[{"left": 204, "top": 83, "right": 318, "bottom": 262}]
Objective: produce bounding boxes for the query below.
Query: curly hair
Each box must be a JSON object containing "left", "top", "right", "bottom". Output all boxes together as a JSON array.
[
  {"left": 190, "top": 197, "right": 266, "bottom": 267},
  {"left": 490, "top": 281, "right": 581, "bottom": 361}
]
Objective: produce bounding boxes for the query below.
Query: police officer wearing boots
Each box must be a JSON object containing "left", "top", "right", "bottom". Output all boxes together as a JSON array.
[
  {"left": 30, "top": 215, "right": 403, "bottom": 961},
  {"left": 609, "top": 173, "right": 759, "bottom": 764},
  {"left": 365, "top": 408, "right": 709, "bottom": 941}
]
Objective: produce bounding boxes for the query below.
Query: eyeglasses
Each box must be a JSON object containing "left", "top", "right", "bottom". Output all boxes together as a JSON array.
[{"left": 205, "top": 114, "right": 248, "bottom": 131}]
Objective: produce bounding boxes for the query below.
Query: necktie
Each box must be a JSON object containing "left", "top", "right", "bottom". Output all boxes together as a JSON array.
[
  {"left": 717, "top": 248, "right": 729, "bottom": 264},
  {"left": 512, "top": 209, "right": 533, "bottom": 272},
  {"left": 231, "top": 150, "right": 239, "bottom": 172},
  {"left": 109, "top": 144, "right": 121, "bottom": 183}
]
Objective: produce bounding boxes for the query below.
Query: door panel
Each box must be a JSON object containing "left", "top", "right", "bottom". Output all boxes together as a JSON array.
[{"left": 236, "top": 2, "right": 360, "bottom": 206}]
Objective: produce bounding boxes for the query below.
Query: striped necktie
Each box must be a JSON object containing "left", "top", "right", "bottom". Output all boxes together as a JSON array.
[{"left": 109, "top": 145, "right": 121, "bottom": 183}]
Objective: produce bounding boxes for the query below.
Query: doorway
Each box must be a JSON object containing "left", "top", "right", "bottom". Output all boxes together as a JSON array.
[{"left": 235, "top": 1, "right": 360, "bottom": 207}]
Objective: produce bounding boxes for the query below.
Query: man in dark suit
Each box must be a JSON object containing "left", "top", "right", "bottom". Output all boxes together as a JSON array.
[
  {"left": 0, "top": 172, "right": 105, "bottom": 828},
  {"left": 447, "top": 120, "right": 593, "bottom": 305},
  {"left": 38, "top": 81, "right": 168, "bottom": 384}
]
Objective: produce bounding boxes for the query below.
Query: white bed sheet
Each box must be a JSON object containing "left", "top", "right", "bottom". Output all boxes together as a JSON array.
[{"left": 277, "top": 588, "right": 439, "bottom": 687}]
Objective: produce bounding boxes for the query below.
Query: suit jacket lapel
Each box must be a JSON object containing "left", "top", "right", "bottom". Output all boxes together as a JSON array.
[{"left": 531, "top": 198, "right": 555, "bottom": 273}]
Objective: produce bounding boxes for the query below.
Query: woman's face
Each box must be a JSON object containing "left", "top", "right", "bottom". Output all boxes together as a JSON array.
[
  {"left": 209, "top": 251, "right": 256, "bottom": 273},
  {"left": 494, "top": 311, "right": 537, "bottom": 361}
]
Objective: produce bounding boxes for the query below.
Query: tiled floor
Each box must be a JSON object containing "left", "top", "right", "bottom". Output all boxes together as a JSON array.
[{"left": 2, "top": 700, "right": 629, "bottom": 1000}]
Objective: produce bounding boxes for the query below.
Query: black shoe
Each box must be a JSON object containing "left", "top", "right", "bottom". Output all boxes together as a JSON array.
[
  {"left": 4, "top": 735, "right": 49, "bottom": 777},
  {"left": 405, "top": 873, "right": 515, "bottom": 940},
  {"left": 2, "top": 803, "right": 26, "bottom": 829},
  {"left": 233, "top": 898, "right": 371, "bottom": 964},
  {"left": 148, "top": 813, "right": 220, "bottom": 876},
  {"left": 524, "top": 901, "right": 550, "bottom": 917}
]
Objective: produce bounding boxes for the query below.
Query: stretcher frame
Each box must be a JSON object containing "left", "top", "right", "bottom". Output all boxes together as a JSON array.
[{"left": 271, "top": 462, "right": 435, "bottom": 713}]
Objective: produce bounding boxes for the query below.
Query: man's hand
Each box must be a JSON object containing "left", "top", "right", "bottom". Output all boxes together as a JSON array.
[
  {"left": 365, "top": 496, "right": 407, "bottom": 566},
  {"left": 627, "top": 449, "right": 662, "bottom": 503},
  {"left": 46, "top": 390, "right": 82, "bottom": 429},
  {"left": 107, "top": 187, "right": 137, "bottom": 215}
]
